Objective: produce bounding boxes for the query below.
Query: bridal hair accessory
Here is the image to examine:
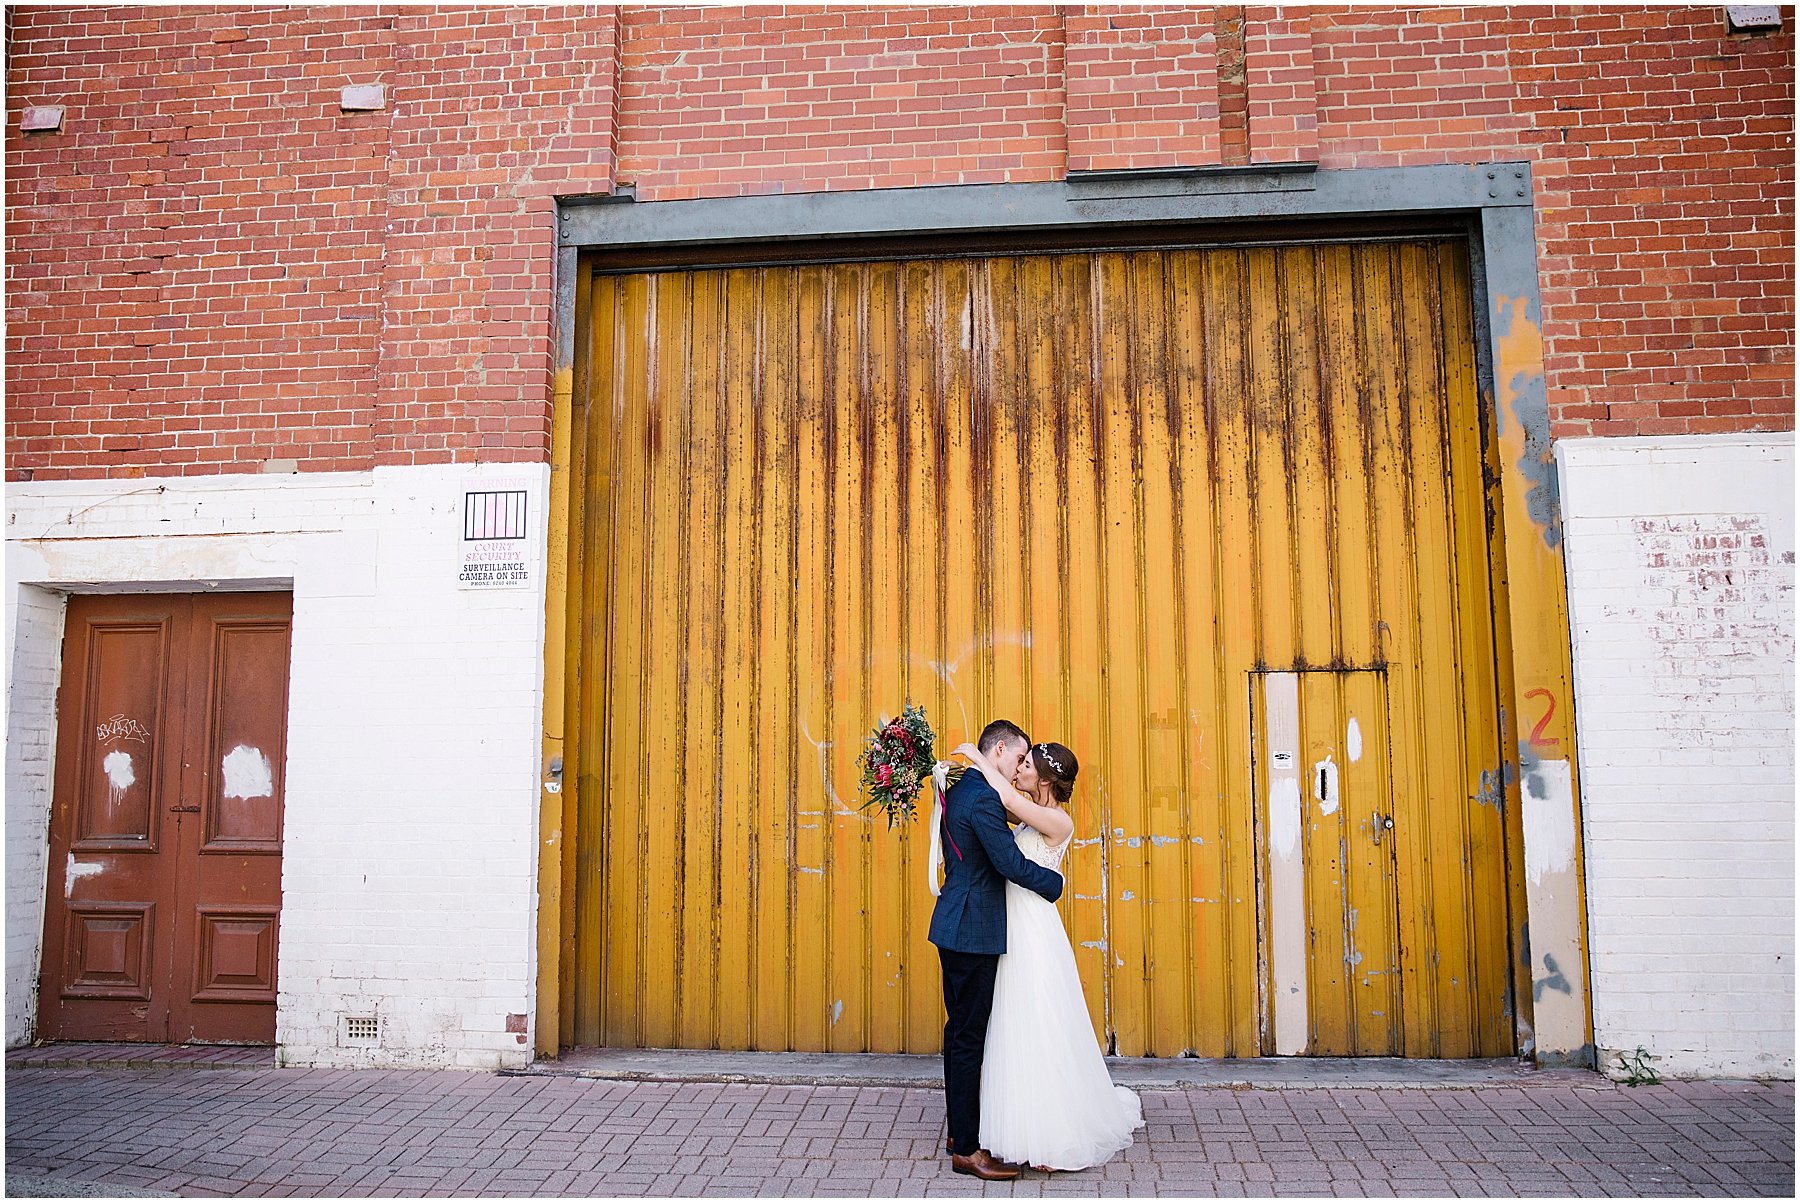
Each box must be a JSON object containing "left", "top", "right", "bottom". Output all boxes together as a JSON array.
[{"left": 1036, "top": 743, "right": 1070, "bottom": 776}]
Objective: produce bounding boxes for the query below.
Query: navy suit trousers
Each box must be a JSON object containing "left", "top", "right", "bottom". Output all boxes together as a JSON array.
[{"left": 939, "top": 946, "right": 999, "bottom": 1156}]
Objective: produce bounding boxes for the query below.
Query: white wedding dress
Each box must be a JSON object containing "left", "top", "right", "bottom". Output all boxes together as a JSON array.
[{"left": 979, "top": 823, "right": 1145, "bottom": 1170}]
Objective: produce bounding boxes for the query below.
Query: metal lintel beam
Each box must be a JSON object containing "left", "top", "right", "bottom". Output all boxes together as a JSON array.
[{"left": 557, "top": 162, "right": 1534, "bottom": 250}]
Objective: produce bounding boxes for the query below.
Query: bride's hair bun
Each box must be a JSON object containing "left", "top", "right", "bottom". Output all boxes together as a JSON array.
[{"left": 1032, "top": 742, "right": 1079, "bottom": 804}]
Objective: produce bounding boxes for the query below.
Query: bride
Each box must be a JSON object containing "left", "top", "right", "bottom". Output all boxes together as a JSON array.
[{"left": 951, "top": 739, "right": 1145, "bottom": 1172}]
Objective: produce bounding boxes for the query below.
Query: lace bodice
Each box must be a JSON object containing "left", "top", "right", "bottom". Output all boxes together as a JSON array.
[{"left": 1015, "top": 823, "right": 1072, "bottom": 874}]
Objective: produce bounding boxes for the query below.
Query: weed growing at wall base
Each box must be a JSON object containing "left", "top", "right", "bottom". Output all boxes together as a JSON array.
[{"left": 1616, "top": 1045, "right": 1661, "bottom": 1086}]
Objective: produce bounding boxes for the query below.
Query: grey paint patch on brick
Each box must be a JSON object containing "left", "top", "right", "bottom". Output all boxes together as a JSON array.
[
  {"left": 20, "top": 106, "right": 63, "bottom": 132},
  {"left": 340, "top": 83, "right": 386, "bottom": 112}
]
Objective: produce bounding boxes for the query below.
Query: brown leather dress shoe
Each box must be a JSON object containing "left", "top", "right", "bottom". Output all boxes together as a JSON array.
[{"left": 950, "top": 1149, "right": 1022, "bottom": 1181}]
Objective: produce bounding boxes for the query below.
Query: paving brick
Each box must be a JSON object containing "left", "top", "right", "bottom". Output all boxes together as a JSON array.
[{"left": 7, "top": 1069, "right": 1798, "bottom": 1197}]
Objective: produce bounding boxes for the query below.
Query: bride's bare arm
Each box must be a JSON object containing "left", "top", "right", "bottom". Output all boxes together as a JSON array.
[{"left": 953, "top": 742, "right": 1075, "bottom": 845}]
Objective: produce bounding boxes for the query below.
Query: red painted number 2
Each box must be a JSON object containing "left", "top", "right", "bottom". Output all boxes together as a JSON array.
[{"left": 1524, "top": 688, "right": 1560, "bottom": 749}]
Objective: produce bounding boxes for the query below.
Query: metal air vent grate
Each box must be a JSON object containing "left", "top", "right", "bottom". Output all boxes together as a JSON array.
[{"left": 342, "top": 1015, "right": 380, "bottom": 1045}]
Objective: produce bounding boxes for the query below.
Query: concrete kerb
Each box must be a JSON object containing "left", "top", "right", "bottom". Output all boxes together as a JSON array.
[
  {"left": 7, "top": 1042, "right": 1617, "bottom": 1090},
  {"left": 504, "top": 1048, "right": 1612, "bottom": 1091},
  {"left": 6, "top": 1175, "right": 177, "bottom": 1198}
]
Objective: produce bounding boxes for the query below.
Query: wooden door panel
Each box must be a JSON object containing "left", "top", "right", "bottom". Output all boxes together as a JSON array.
[
  {"left": 171, "top": 593, "right": 290, "bottom": 1044},
  {"left": 61, "top": 903, "right": 156, "bottom": 1000},
  {"left": 74, "top": 620, "right": 173, "bottom": 850},
  {"left": 39, "top": 592, "right": 289, "bottom": 1046},
  {"left": 197, "top": 616, "right": 289, "bottom": 851},
  {"left": 191, "top": 906, "right": 280, "bottom": 1004},
  {"left": 39, "top": 598, "right": 185, "bottom": 1042}
]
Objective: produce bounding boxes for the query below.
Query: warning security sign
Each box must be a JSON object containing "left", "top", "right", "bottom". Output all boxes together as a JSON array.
[{"left": 458, "top": 482, "right": 533, "bottom": 590}]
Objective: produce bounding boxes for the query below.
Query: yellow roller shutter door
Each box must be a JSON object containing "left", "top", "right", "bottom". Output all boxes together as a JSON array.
[{"left": 567, "top": 239, "right": 1513, "bottom": 1058}]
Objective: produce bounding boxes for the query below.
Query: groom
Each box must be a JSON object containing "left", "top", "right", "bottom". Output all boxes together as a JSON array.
[{"left": 928, "top": 718, "right": 1065, "bottom": 1180}]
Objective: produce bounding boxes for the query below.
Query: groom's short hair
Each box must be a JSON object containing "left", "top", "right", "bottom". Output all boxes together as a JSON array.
[{"left": 978, "top": 719, "right": 1029, "bottom": 756}]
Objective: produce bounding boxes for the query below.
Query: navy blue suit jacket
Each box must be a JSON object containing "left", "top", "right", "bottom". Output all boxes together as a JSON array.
[{"left": 927, "top": 767, "right": 1064, "bottom": 955}]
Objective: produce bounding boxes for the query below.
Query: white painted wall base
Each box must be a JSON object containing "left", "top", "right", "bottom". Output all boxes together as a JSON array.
[
  {"left": 6, "top": 464, "right": 548, "bottom": 1069},
  {"left": 5, "top": 584, "right": 67, "bottom": 1047},
  {"left": 1559, "top": 433, "right": 1795, "bottom": 1080}
]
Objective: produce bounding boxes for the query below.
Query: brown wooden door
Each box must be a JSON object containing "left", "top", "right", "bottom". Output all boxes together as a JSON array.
[{"left": 39, "top": 592, "right": 291, "bottom": 1045}]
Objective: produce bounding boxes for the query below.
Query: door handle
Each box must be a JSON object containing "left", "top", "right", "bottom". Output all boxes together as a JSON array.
[
  {"left": 1371, "top": 811, "right": 1394, "bottom": 844},
  {"left": 169, "top": 804, "right": 200, "bottom": 813}
]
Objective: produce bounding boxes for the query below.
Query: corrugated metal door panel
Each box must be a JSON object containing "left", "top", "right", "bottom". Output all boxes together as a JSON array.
[
  {"left": 1408, "top": 241, "right": 1471, "bottom": 1057},
  {"left": 1053, "top": 254, "right": 1113, "bottom": 1048},
  {"left": 677, "top": 270, "right": 721, "bottom": 1052},
  {"left": 598, "top": 271, "right": 647, "bottom": 1049},
  {"left": 1166, "top": 250, "right": 1224, "bottom": 1056},
  {"left": 1441, "top": 242, "right": 1513, "bottom": 1059},
  {"left": 1386, "top": 243, "right": 1447, "bottom": 1057},
  {"left": 1356, "top": 245, "right": 1431, "bottom": 1057},
  {"left": 1201, "top": 249, "right": 1263, "bottom": 1059},
  {"left": 1256, "top": 669, "right": 1404, "bottom": 1056},
  {"left": 1095, "top": 251, "right": 1145, "bottom": 1058},
  {"left": 569, "top": 267, "right": 606, "bottom": 1050},
  {"left": 710, "top": 267, "right": 755, "bottom": 1052},
  {"left": 1300, "top": 671, "right": 1401, "bottom": 1056},
  {"left": 1135, "top": 252, "right": 1193, "bottom": 1061},
  {"left": 864, "top": 260, "right": 910, "bottom": 1056},
  {"left": 572, "top": 238, "right": 1510, "bottom": 1057},
  {"left": 761, "top": 266, "right": 805, "bottom": 1055}
]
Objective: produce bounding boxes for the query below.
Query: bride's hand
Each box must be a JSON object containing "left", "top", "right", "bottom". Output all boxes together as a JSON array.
[{"left": 952, "top": 741, "right": 981, "bottom": 762}]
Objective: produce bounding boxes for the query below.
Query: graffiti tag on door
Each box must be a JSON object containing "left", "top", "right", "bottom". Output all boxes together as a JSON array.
[{"left": 96, "top": 714, "right": 150, "bottom": 745}]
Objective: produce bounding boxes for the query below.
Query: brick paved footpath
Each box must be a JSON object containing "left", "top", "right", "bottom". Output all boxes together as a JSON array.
[{"left": 4, "top": 1064, "right": 1792, "bottom": 1198}]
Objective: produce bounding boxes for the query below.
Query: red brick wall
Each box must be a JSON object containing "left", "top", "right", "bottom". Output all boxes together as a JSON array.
[
  {"left": 4, "top": 4, "right": 619, "bottom": 479},
  {"left": 1245, "top": 7, "right": 1317, "bottom": 165},
  {"left": 1065, "top": 6, "right": 1219, "bottom": 172},
  {"left": 618, "top": 6, "right": 1063, "bottom": 197},
  {"left": 377, "top": 7, "right": 617, "bottom": 465},
  {"left": 6, "top": 7, "right": 393, "bottom": 477},
  {"left": 1307, "top": 7, "right": 1794, "bottom": 437},
  {"left": 6, "top": 5, "right": 1792, "bottom": 479}
]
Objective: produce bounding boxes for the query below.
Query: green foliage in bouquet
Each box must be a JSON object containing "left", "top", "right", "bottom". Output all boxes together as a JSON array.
[{"left": 857, "top": 702, "right": 937, "bottom": 829}]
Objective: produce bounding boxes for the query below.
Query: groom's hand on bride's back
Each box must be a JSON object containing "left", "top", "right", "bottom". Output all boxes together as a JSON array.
[{"left": 970, "top": 791, "right": 1063, "bottom": 904}]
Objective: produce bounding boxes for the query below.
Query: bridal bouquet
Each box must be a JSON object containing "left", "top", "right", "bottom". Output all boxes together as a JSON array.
[{"left": 856, "top": 702, "right": 942, "bottom": 828}]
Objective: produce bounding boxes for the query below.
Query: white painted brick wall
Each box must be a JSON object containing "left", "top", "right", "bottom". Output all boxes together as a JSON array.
[
  {"left": 1558, "top": 433, "right": 1794, "bottom": 1080},
  {"left": 5, "top": 464, "right": 548, "bottom": 1069},
  {"left": 5, "top": 584, "right": 67, "bottom": 1046}
]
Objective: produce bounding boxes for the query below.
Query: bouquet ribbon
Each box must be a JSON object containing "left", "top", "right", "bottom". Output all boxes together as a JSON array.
[{"left": 927, "top": 761, "right": 964, "bottom": 897}]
